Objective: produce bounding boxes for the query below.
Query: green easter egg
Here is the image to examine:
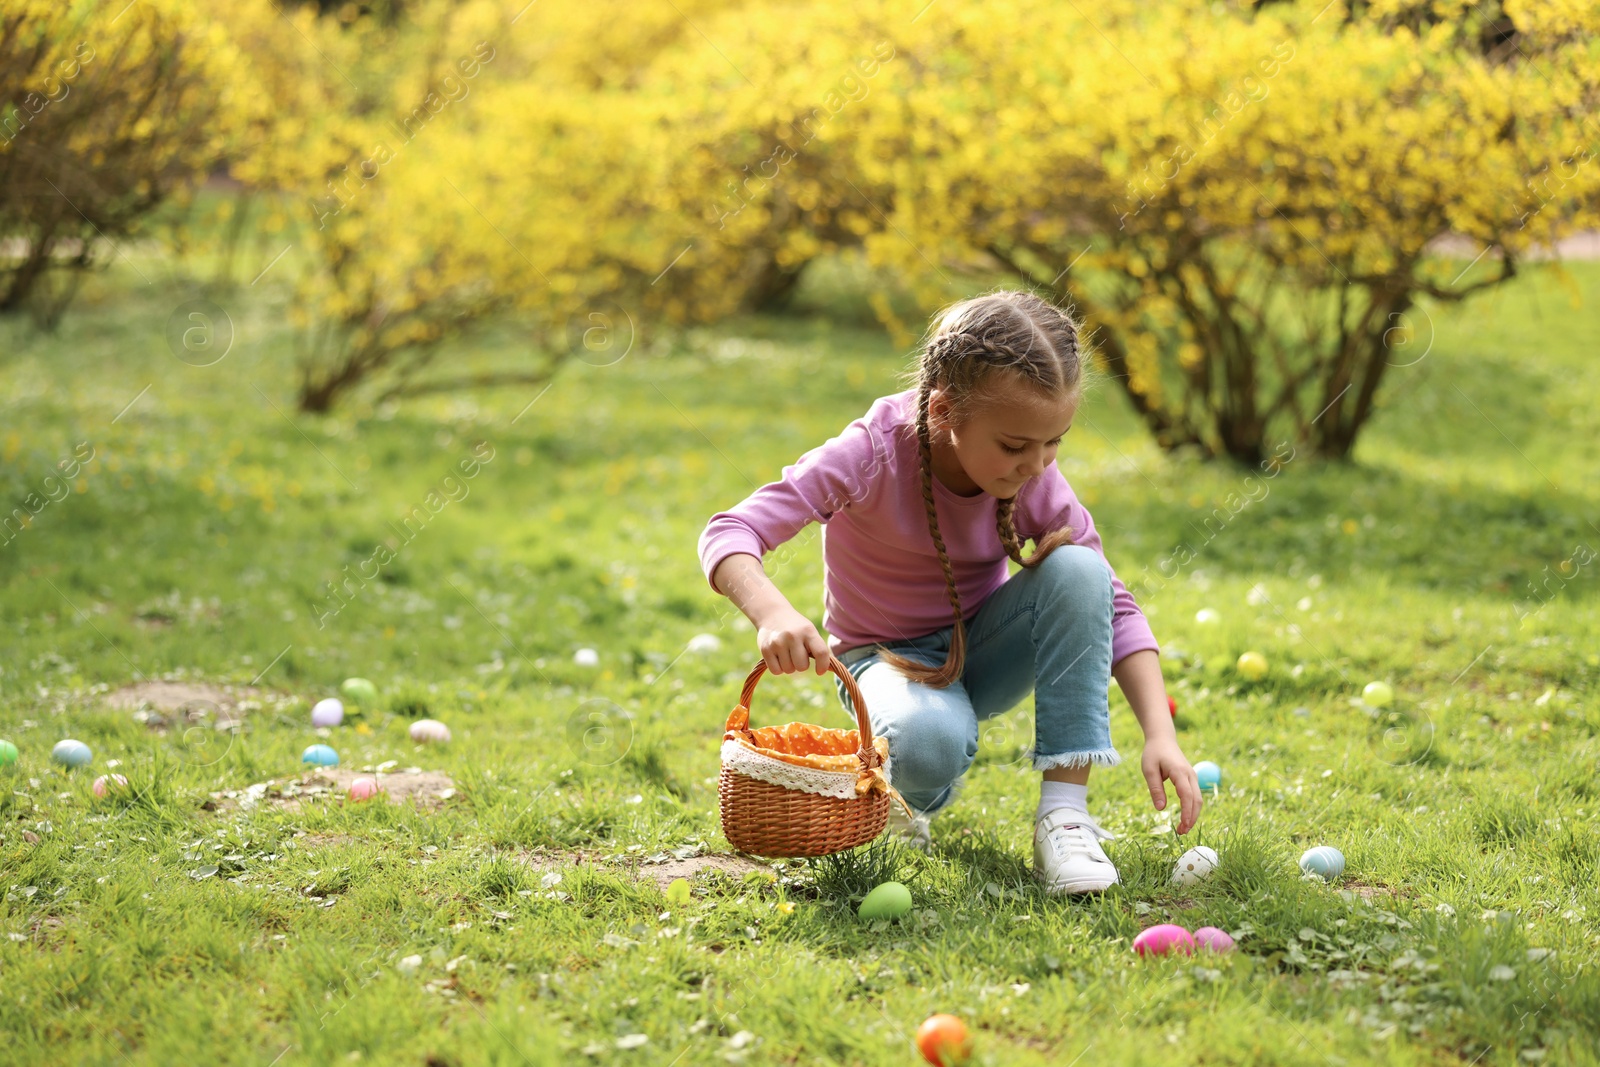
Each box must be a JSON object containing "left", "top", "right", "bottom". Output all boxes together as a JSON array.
[
  {"left": 0, "top": 740, "right": 17, "bottom": 769},
  {"left": 857, "top": 881, "right": 913, "bottom": 921},
  {"left": 340, "top": 677, "right": 379, "bottom": 706},
  {"left": 665, "top": 878, "right": 691, "bottom": 906}
]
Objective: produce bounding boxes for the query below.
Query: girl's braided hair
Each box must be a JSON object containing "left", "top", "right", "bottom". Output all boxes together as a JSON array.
[{"left": 875, "top": 289, "right": 1091, "bottom": 689}]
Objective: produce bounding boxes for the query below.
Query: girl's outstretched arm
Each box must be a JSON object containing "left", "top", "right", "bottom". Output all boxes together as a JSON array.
[
  {"left": 1113, "top": 649, "right": 1203, "bottom": 834},
  {"left": 712, "top": 552, "right": 832, "bottom": 676}
]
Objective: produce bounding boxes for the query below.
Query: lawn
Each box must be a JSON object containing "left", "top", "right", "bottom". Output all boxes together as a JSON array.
[{"left": 0, "top": 241, "right": 1597, "bottom": 1066}]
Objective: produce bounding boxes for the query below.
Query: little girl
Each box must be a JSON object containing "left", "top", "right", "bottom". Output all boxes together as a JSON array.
[{"left": 698, "top": 289, "right": 1202, "bottom": 894}]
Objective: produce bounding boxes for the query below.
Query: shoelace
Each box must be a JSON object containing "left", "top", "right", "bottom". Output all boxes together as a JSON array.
[{"left": 1038, "top": 809, "right": 1116, "bottom": 858}]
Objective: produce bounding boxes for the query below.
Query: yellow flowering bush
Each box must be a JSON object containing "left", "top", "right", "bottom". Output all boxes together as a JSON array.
[{"left": 0, "top": 0, "right": 258, "bottom": 324}]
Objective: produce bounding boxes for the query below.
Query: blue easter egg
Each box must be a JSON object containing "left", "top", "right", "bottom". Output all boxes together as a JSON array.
[
  {"left": 1299, "top": 845, "right": 1345, "bottom": 880},
  {"left": 51, "top": 739, "right": 92, "bottom": 768},
  {"left": 1194, "top": 760, "right": 1222, "bottom": 791},
  {"left": 301, "top": 744, "right": 340, "bottom": 767}
]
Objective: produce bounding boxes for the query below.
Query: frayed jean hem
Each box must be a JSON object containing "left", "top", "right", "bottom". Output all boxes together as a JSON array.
[{"left": 1030, "top": 747, "right": 1122, "bottom": 772}]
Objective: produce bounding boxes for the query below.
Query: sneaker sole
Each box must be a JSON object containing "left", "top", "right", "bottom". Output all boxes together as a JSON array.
[{"left": 1034, "top": 870, "right": 1119, "bottom": 895}]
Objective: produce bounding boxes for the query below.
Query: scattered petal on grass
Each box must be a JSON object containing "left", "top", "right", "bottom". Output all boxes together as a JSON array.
[
  {"left": 615, "top": 1033, "right": 648, "bottom": 1050},
  {"left": 726, "top": 1031, "right": 755, "bottom": 1049},
  {"left": 1489, "top": 965, "right": 1517, "bottom": 981},
  {"left": 397, "top": 955, "right": 422, "bottom": 972}
]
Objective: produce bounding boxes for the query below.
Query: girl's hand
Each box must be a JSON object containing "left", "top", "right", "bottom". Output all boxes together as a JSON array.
[
  {"left": 1141, "top": 737, "right": 1202, "bottom": 835},
  {"left": 756, "top": 606, "right": 832, "bottom": 676}
]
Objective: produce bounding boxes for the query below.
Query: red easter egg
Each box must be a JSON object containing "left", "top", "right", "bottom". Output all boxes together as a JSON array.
[
  {"left": 1132, "top": 923, "right": 1195, "bottom": 957},
  {"left": 915, "top": 1013, "right": 972, "bottom": 1066}
]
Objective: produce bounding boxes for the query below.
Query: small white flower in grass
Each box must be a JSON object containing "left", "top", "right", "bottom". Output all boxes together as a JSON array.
[
  {"left": 1489, "top": 965, "right": 1516, "bottom": 981},
  {"left": 1435, "top": 903, "right": 1456, "bottom": 917},
  {"left": 397, "top": 955, "right": 422, "bottom": 972},
  {"left": 727, "top": 1031, "right": 755, "bottom": 1049},
  {"left": 574, "top": 648, "right": 599, "bottom": 667},
  {"left": 687, "top": 633, "right": 721, "bottom": 654},
  {"left": 615, "top": 1034, "right": 649, "bottom": 1050}
]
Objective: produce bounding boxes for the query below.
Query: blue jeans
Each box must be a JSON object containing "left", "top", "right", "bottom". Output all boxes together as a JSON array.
[{"left": 833, "top": 544, "right": 1120, "bottom": 817}]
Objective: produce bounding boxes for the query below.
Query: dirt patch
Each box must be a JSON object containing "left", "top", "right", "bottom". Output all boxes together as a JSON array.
[
  {"left": 631, "top": 854, "right": 771, "bottom": 891},
  {"left": 205, "top": 767, "right": 456, "bottom": 813},
  {"left": 518, "top": 847, "right": 772, "bottom": 892},
  {"left": 1339, "top": 880, "right": 1416, "bottom": 903},
  {"left": 313, "top": 768, "right": 456, "bottom": 808},
  {"left": 109, "top": 681, "right": 270, "bottom": 730},
  {"left": 297, "top": 833, "right": 356, "bottom": 849}
]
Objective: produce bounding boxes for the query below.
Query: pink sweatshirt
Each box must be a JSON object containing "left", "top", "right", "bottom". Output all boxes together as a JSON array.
[{"left": 697, "top": 387, "right": 1160, "bottom": 666}]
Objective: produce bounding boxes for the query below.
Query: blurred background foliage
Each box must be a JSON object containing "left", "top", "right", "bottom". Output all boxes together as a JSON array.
[{"left": 2, "top": 0, "right": 1597, "bottom": 459}]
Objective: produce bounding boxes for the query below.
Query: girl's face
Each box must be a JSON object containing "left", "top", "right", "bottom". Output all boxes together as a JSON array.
[{"left": 929, "top": 379, "right": 1079, "bottom": 499}]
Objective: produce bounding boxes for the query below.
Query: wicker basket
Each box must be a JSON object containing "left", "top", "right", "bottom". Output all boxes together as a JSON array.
[{"left": 718, "top": 656, "right": 912, "bottom": 858}]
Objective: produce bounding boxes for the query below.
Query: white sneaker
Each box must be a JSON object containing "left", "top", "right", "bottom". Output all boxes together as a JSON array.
[
  {"left": 1033, "top": 808, "right": 1120, "bottom": 894},
  {"left": 886, "top": 805, "right": 933, "bottom": 851}
]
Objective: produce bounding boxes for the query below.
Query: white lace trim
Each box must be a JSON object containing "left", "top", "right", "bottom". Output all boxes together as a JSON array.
[{"left": 720, "top": 739, "right": 890, "bottom": 801}]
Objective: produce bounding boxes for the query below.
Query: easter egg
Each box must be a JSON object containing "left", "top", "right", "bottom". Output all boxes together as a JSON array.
[
  {"left": 857, "top": 881, "right": 913, "bottom": 921},
  {"left": 915, "top": 1014, "right": 972, "bottom": 1067},
  {"left": 301, "top": 744, "right": 339, "bottom": 767},
  {"left": 93, "top": 773, "right": 129, "bottom": 797},
  {"left": 665, "top": 878, "right": 691, "bottom": 906},
  {"left": 1194, "top": 760, "right": 1222, "bottom": 791},
  {"left": 1236, "top": 651, "right": 1268, "bottom": 680},
  {"left": 409, "top": 719, "right": 451, "bottom": 744},
  {"left": 52, "top": 739, "right": 92, "bottom": 768},
  {"left": 1133, "top": 923, "right": 1195, "bottom": 957},
  {"left": 1299, "top": 845, "right": 1345, "bottom": 880},
  {"left": 1195, "top": 608, "right": 1221, "bottom": 625},
  {"left": 311, "top": 698, "right": 344, "bottom": 727},
  {"left": 1167, "top": 694, "right": 1177, "bottom": 718},
  {"left": 339, "top": 677, "right": 379, "bottom": 706},
  {"left": 349, "top": 777, "right": 379, "bottom": 801},
  {"left": 1193, "top": 926, "right": 1235, "bottom": 952},
  {"left": 1362, "top": 681, "right": 1394, "bottom": 708},
  {"left": 0, "top": 740, "right": 17, "bottom": 768},
  {"left": 1171, "top": 845, "right": 1219, "bottom": 887}
]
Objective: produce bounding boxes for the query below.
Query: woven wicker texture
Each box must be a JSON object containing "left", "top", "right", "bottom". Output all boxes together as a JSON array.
[{"left": 719, "top": 656, "right": 911, "bottom": 858}]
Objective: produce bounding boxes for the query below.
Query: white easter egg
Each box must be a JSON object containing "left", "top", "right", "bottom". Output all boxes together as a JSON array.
[
  {"left": 409, "top": 719, "right": 451, "bottom": 744},
  {"left": 686, "top": 633, "right": 721, "bottom": 654},
  {"left": 1171, "top": 845, "right": 1219, "bottom": 887}
]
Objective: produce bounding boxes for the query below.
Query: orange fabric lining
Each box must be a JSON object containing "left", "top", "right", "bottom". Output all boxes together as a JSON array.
[{"left": 729, "top": 720, "right": 889, "bottom": 772}]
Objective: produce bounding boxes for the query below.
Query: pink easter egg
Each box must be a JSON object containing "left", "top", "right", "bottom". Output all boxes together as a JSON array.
[
  {"left": 1193, "top": 926, "right": 1235, "bottom": 953},
  {"left": 349, "top": 777, "right": 380, "bottom": 801},
  {"left": 92, "top": 773, "right": 128, "bottom": 797},
  {"left": 1132, "top": 923, "right": 1195, "bottom": 957}
]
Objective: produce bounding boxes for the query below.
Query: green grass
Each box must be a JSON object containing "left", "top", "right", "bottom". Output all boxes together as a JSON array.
[{"left": 0, "top": 242, "right": 1597, "bottom": 1066}]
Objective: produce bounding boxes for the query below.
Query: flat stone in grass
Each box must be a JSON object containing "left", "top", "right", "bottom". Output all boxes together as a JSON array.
[{"left": 205, "top": 767, "right": 456, "bottom": 812}]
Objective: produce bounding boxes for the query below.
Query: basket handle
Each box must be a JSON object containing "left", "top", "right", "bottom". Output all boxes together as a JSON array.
[{"left": 724, "top": 656, "right": 881, "bottom": 770}]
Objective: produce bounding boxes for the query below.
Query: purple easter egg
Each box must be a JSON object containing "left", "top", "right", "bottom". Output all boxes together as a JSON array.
[
  {"left": 1133, "top": 923, "right": 1195, "bottom": 957},
  {"left": 1193, "top": 926, "right": 1235, "bottom": 952}
]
